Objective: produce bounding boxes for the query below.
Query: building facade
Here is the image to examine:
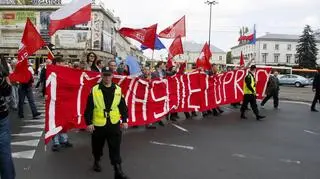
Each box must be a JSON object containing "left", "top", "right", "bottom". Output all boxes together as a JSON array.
[
  {"left": 231, "top": 33, "right": 320, "bottom": 66},
  {"left": 180, "top": 41, "right": 226, "bottom": 68}
]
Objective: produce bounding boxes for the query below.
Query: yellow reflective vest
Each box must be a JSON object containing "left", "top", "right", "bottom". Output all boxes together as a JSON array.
[
  {"left": 92, "top": 84, "right": 122, "bottom": 126},
  {"left": 243, "top": 73, "right": 256, "bottom": 95}
]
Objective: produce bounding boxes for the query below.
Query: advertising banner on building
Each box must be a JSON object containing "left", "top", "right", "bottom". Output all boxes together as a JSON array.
[
  {"left": 0, "top": 11, "right": 37, "bottom": 28},
  {"left": 92, "top": 12, "right": 102, "bottom": 50},
  {"left": 53, "top": 30, "right": 90, "bottom": 49}
]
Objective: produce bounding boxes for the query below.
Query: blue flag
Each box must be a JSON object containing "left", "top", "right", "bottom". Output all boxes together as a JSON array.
[
  {"left": 141, "top": 36, "right": 166, "bottom": 50},
  {"left": 125, "top": 56, "right": 142, "bottom": 77}
]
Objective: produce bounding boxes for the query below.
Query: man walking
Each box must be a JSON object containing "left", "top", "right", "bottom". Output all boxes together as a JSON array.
[
  {"left": 261, "top": 71, "right": 280, "bottom": 109},
  {"left": 311, "top": 68, "right": 320, "bottom": 112},
  {"left": 0, "top": 60, "right": 15, "bottom": 179},
  {"left": 240, "top": 65, "right": 266, "bottom": 120},
  {"left": 84, "top": 69, "right": 129, "bottom": 179}
]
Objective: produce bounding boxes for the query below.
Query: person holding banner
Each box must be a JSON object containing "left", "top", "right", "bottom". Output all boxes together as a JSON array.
[
  {"left": 240, "top": 65, "right": 266, "bottom": 120},
  {"left": 84, "top": 69, "right": 129, "bottom": 179},
  {"left": 51, "top": 57, "right": 73, "bottom": 152}
]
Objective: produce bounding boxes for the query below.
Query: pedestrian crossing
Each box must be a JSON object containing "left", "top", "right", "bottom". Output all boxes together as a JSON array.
[{"left": 11, "top": 99, "right": 45, "bottom": 160}]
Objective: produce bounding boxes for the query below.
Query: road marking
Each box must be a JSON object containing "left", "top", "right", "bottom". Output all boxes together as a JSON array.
[
  {"left": 279, "top": 159, "right": 301, "bottom": 165},
  {"left": 280, "top": 100, "right": 310, "bottom": 106},
  {"left": 171, "top": 123, "right": 189, "bottom": 133},
  {"left": 12, "top": 150, "right": 36, "bottom": 159},
  {"left": 232, "top": 154, "right": 247, "bottom": 158},
  {"left": 12, "top": 131, "right": 43, "bottom": 137},
  {"left": 232, "top": 153, "right": 263, "bottom": 160},
  {"left": 22, "top": 124, "right": 45, "bottom": 129},
  {"left": 11, "top": 139, "right": 40, "bottom": 147},
  {"left": 304, "top": 130, "right": 319, "bottom": 135},
  {"left": 24, "top": 119, "right": 45, "bottom": 123},
  {"left": 150, "top": 141, "right": 194, "bottom": 150}
]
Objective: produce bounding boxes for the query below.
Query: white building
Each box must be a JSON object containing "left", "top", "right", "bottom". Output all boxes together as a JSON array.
[
  {"left": 180, "top": 41, "right": 226, "bottom": 68},
  {"left": 231, "top": 33, "right": 320, "bottom": 66}
]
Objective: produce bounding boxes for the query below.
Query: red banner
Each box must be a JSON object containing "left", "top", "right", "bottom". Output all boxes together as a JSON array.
[{"left": 45, "top": 65, "right": 271, "bottom": 143}]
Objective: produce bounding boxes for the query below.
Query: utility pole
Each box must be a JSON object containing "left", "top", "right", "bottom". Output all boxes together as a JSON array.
[{"left": 205, "top": 0, "right": 218, "bottom": 47}]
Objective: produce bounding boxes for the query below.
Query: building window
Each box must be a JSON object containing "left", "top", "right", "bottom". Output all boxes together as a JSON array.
[
  {"left": 286, "top": 54, "right": 292, "bottom": 63},
  {"left": 287, "top": 44, "right": 292, "bottom": 51},
  {"left": 275, "top": 44, "right": 279, "bottom": 50},
  {"left": 263, "top": 44, "right": 267, "bottom": 50},
  {"left": 219, "top": 56, "right": 222, "bottom": 61},
  {"left": 262, "top": 53, "right": 268, "bottom": 63},
  {"left": 274, "top": 54, "right": 280, "bottom": 63}
]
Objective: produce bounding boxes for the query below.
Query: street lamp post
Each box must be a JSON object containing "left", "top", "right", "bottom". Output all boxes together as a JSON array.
[{"left": 205, "top": 0, "right": 218, "bottom": 47}]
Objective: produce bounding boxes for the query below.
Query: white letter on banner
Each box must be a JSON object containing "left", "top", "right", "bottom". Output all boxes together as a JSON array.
[
  {"left": 170, "top": 75, "right": 180, "bottom": 110},
  {"left": 187, "top": 72, "right": 201, "bottom": 110},
  {"left": 255, "top": 69, "right": 269, "bottom": 97},
  {"left": 125, "top": 78, "right": 136, "bottom": 106},
  {"left": 234, "top": 70, "right": 245, "bottom": 99},
  {"left": 45, "top": 72, "right": 62, "bottom": 140},
  {"left": 131, "top": 79, "right": 149, "bottom": 122},
  {"left": 214, "top": 74, "right": 223, "bottom": 105},
  {"left": 180, "top": 75, "right": 186, "bottom": 109},
  {"left": 77, "top": 72, "right": 101, "bottom": 124},
  {"left": 222, "top": 71, "right": 234, "bottom": 101},
  {"left": 204, "top": 75, "right": 209, "bottom": 107},
  {"left": 151, "top": 79, "right": 169, "bottom": 119}
]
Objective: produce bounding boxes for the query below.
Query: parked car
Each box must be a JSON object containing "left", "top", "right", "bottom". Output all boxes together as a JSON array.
[{"left": 278, "top": 74, "right": 311, "bottom": 87}]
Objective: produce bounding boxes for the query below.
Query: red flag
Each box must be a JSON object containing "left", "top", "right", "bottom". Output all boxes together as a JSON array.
[
  {"left": 239, "top": 51, "right": 245, "bottom": 67},
  {"left": 196, "top": 42, "right": 212, "bottom": 70},
  {"left": 119, "top": 24, "right": 157, "bottom": 49},
  {"left": 167, "top": 36, "right": 184, "bottom": 69},
  {"left": 48, "top": 51, "right": 54, "bottom": 61},
  {"left": 9, "top": 18, "right": 45, "bottom": 83},
  {"left": 49, "top": 0, "right": 92, "bottom": 36},
  {"left": 159, "top": 16, "right": 186, "bottom": 39}
]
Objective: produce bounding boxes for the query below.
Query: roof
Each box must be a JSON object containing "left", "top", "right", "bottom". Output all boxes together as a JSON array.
[
  {"left": 183, "top": 41, "right": 226, "bottom": 53},
  {"left": 257, "top": 33, "right": 320, "bottom": 42}
]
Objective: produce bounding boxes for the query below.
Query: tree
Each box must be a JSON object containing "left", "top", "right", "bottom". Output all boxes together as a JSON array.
[
  {"left": 296, "top": 25, "right": 319, "bottom": 69},
  {"left": 226, "top": 51, "right": 232, "bottom": 64}
]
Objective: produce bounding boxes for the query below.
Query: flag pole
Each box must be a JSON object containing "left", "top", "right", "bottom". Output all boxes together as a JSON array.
[{"left": 45, "top": 46, "right": 54, "bottom": 58}]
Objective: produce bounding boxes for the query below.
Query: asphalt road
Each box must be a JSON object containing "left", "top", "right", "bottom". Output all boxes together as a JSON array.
[
  {"left": 279, "top": 85, "right": 315, "bottom": 103},
  {"left": 10, "top": 98, "right": 320, "bottom": 179}
]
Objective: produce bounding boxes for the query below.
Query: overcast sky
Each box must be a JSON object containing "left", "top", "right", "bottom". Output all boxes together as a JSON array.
[{"left": 65, "top": 0, "right": 320, "bottom": 59}]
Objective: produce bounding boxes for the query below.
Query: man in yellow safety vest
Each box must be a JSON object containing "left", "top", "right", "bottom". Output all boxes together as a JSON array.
[
  {"left": 240, "top": 65, "right": 266, "bottom": 121},
  {"left": 84, "top": 69, "right": 129, "bottom": 179}
]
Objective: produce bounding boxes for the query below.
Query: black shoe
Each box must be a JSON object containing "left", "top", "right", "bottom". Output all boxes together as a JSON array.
[
  {"left": 170, "top": 116, "right": 178, "bottom": 122},
  {"left": 93, "top": 161, "right": 102, "bottom": 172},
  {"left": 146, "top": 124, "right": 157, "bottom": 129},
  {"left": 256, "top": 115, "right": 266, "bottom": 121},
  {"left": 240, "top": 115, "right": 247, "bottom": 120},
  {"left": 158, "top": 121, "right": 165, "bottom": 127},
  {"left": 311, "top": 109, "right": 319, "bottom": 112},
  {"left": 218, "top": 109, "right": 224, "bottom": 114},
  {"left": 19, "top": 115, "right": 24, "bottom": 119},
  {"left": 191, "top": 112, "right": 197, "bottom": 117},
  {"left": 51, "top": 144, "right": 61, "bottom": 152},
  {"left": 33, "top": 112, "right": 42, "bottom": 119},
  {"left": 114, "top": 164, "right": 129, "bottom": 179},
  {"left": 61, "top": 141, "right": 73, "bottom": 148}
]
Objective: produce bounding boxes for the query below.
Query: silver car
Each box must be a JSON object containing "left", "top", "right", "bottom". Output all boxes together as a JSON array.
[{"left": 278, "top": 74, "right": 311, "bottom": 87}]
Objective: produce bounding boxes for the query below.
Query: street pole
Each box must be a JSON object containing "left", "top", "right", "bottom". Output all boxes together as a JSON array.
[{"left": 205, "top": 1, "right": 218, "bottom": 47}]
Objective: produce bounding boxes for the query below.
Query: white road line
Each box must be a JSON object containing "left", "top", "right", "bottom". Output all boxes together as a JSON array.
[
  {"left": 304, "top": 130, "right": 320, "bottom": 135},
  {"left": 279, "top": 159, "right": 301, "bottom": 165},
  {"left": 22, "top": 124, "right": 45, "bottom": 129},
  {"left": 232, "top": 154, "right": 247, "bottom": 158},
  {"left": 24, "top": 119, "right": 45, "bottom": 123},
  {"left": 171, "top": 123, "right": 189, "bottom": 133},
  {"left": 150, "top": 141, "right": 194, "bottom": 150},
  {"left": 12, "top": 150, "right": 36, "bottom": 159},
  {"left": 12, "top": 131, "right": 43, "bottom": 137},
  {"left": 11, "top": 139, "right": 40, "bottom": 147},
  {"left": 280, "top": 100, "right": 310, "bottom": 106}
]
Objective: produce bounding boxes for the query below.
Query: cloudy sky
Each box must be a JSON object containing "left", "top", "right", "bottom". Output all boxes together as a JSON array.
[{"left": 66, "top": 0, "right": 320, "bottom": 58}]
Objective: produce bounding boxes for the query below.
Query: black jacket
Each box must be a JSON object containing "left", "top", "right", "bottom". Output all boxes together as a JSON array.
[
  {"left": 84, "top": 83, "right": 128, "bottom": 126},
  {"left": 0, "top": 75, "right": 11, "bottom": 119},
  {"left": 313, "top": 72, "right": 320, "bottom": 90}
]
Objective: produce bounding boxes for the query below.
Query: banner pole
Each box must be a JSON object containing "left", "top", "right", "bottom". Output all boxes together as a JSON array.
[{"left": 45, "top": 46, "right": 54, "bottom": 58}]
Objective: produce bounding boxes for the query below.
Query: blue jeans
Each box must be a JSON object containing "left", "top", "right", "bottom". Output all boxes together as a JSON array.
[
  {"left": 53, "top": 133, "right": 68, "bottom": 145},
  {"left": 18, "top": 86, "right": 38, "bottom": 117},
  {"left": 0, "top": 117, "right": 15, "bottom": 179}
]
